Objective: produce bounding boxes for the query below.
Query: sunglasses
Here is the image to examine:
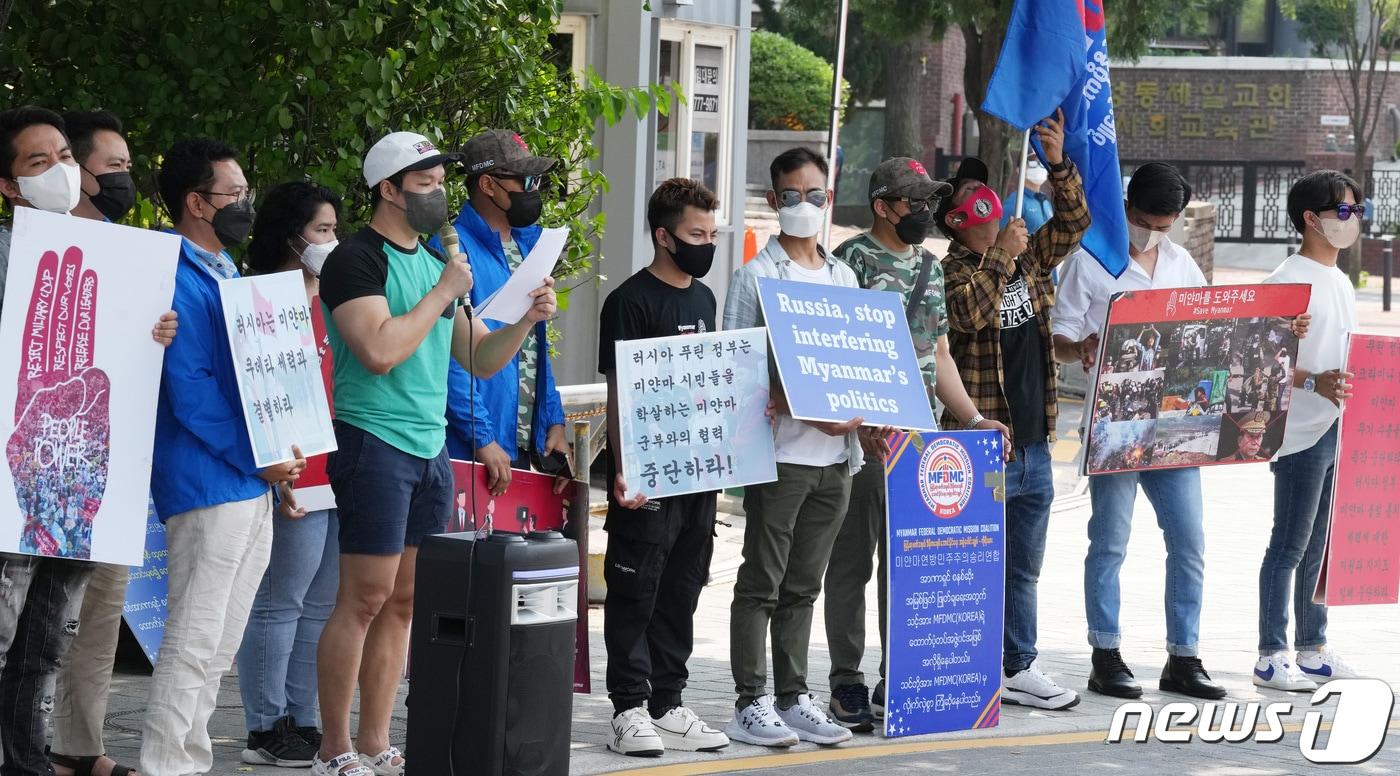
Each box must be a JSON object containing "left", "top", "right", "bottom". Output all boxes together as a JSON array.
[
  {"left": 493, "top": 173, "right": 543, "bottom": 193},
  {"left": 881, "top": 196, "right": 934, "bottom": 213},
  {"left": 1322, "top": 203, "right": 1367, "bottom": 221},
  {"left": 776, "top": 188, "right": 828, "bottom": 208}
]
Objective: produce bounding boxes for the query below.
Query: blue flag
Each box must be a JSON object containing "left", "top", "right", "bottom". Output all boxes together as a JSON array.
[{"left": 982, "top": 0, "right": 1129, "bottom": 277}]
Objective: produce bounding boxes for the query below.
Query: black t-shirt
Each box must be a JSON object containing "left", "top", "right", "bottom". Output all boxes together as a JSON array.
[
  {"left": 998, "top": 268, "right": 1047, "bottom": 446},
  {"left": 319, "top": 226, "right": 454, "bottom": 320},
  {"left": 598, "top": 268, "right": 716, "bottom": 523}
]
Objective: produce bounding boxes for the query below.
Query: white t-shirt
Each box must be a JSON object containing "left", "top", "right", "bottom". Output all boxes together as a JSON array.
[
  {"left": 1266, "top": 253, "right": 1358, "bottom": 458},
  {"left": 774, "top": 260, "right": 850, "bottom": 467}
]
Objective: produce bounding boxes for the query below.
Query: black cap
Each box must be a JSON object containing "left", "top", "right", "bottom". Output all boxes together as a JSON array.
[{"left": 462, "top": 129, "right": 558, "bottom": 177}]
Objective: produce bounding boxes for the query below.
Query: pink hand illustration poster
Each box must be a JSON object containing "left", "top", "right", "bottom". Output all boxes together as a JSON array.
[
  {"left": 219, "top": 270, "right": 336, "bottom": 468},
  {"left": 0, "top": 208, "right": 178, "bottom": 564}
]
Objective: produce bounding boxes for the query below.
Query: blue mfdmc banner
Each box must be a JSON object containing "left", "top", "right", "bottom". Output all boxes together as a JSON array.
[
  {"left": 756, "top": 276, "right": 936, "bottom": 431},
  {"left": 981, "top": 0, "right": 1130, "bottom": 278},
  {"left": 885, "top": 430, "right": 1006, "bottom": 737},
  {"left": 122, "top": 499, "right": 168, "bottom": 665}
]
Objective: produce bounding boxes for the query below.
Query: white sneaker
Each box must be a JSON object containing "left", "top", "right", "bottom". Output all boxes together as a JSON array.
[
  {"left": 1253, "top": 652, "right": 1318, "bottom": 692},
  {"left": 776, "top": 694, "right": 854, "bottom": 745},
  {"left": 1297, "top": 647, "right": 1362, "bottom": 681},
  {"left": 724, "top": 695, "right": 800, "bottom": 748},
  {"left": 652, "top": 706, "right": 729, "bottom": 752},
  {"left": 1003, "top": 662, "right": 1081, "bottom": 710},
  {"left": 608, "top": 707, "right": 665, "bottom": 757},
  {"left": 311, "top": 752, "right": 373, "bottom": 776}
]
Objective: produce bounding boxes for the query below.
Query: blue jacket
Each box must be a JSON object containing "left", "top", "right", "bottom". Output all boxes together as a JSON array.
[
  {"left": 1001, "top": 189, "right": 1053, "bottom": 235},
  {"left": 151, "top": 238, "right": 266, "bottom": 519},
  {"left": 428, "top": 203, "right": 564, "bottom": 462}
]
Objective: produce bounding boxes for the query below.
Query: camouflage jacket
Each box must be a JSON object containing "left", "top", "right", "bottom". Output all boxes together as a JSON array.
[{"left": 834, "top": 233, "right": 948, "bottom": 411}]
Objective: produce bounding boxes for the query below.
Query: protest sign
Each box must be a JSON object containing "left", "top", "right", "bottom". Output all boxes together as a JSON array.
[
  {"left": 757, "top": 276, "right": 935, "bottom": 431},
  {"left": 1084, "top": 283, "right": 1311, "bottom": 475},
  {"left": 122, "top": 501, "right": 168, "bottom": 664},
  {"left": 614, "top": 327, "right": 775, "bottom": 500},
  {"left": 477, "top": 226, "right": 567, "bottom": 324},
  {"left": 450, "top": 460, "right": 591, "bottom": 692},
  {"left": 220, "top": 271, "right": 335, "bottom": 468},
  {"left": 288, "top": 296, "right": 336, "bottom": 513},
  {"left": 0, "top": 208, "right": 177, "bottom": 564},
  {"left": 1315, "top": 333, "right": 1400, "bottom": 606},
  {"left": 885, "top": 430, "right": 1005, "bottom": 737}
]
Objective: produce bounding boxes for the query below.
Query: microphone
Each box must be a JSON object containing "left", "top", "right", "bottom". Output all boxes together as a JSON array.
[{"left": 437, "top": 224, "right": 474, "bottom": 318}]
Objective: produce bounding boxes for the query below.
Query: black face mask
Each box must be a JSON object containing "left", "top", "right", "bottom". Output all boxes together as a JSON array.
[
  {"left": 667, "top": 231, "right": 715, "bottom": 278},
  {"left": 401, "top": 188, "right": 449, "bottom": 234},
  {"left": 504, "top": 189, "right": 543, "bottom": 228},
  {"left": 209, "top": 198, "right": 255, "bottom": 247},
  {"left": 85, "top": 169, "right": 135, "bottom": 222},
  {"left": 890, "top": 206, "right": 933, "bottom": 246}
]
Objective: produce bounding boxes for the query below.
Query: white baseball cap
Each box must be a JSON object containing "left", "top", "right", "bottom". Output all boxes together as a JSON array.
[{"left": 363, "top": 131, "right": 463, "bottom": 188}]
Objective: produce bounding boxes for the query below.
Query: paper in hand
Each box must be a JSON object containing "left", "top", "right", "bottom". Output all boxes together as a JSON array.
[{"left": 478, "top": 226, "right": 569, "bottom": 323}]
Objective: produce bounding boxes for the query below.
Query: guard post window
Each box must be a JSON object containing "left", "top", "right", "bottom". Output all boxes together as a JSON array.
[{"left": 653, "top": 23, "right": 735, "bottom": 224}]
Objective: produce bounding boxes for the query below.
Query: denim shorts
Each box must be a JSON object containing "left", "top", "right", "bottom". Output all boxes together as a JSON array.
[{"left": 327, "top": 421, "right": 453, "bottom": 555}]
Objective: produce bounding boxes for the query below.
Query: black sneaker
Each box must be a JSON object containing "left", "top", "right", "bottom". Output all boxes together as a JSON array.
[
  {"left": 828, "top": 684, "right": 875, "bottom": 732},
  {"left": 871, "top": 680, "right": 886, "bottom": 721},
  {"left": 294, "top": 724, "right": 322, "bottom": 752},
  {"left": 243, "top": 715, "right": 317, "bottom": 767}
]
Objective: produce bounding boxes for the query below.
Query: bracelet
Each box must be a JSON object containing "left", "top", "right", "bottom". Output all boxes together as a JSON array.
[{"left": 963, "top": 413, "right": 985, "bottom": 430}]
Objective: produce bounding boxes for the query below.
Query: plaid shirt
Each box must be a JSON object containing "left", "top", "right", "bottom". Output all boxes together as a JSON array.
[{"left": 940, "top": 160, "right": 1090, "bottom": 445}]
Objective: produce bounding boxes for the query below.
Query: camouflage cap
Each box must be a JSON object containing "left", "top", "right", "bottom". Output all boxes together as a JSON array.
[
  {"left": 461, "top": 129, "right": 558, "bottom": 177},
  {"left": 1239, "top": 411, "right": 1270, "bottom": 434},
  {"left": 868, "top": 157, "right": 952, "bottom": 203}
]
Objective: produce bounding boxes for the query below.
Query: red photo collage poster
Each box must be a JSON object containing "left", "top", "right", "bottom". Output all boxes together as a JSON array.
[
  {"left": 1085, "top": 284, "right": 1311, "bottom": 475},
  {"left": 1315, "top": 334, "right": 1400, "bottom": 606}
]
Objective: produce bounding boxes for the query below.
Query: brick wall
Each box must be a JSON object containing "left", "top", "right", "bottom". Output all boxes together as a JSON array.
[
  {"left": 1114, "top": 58, "right": 1400, "bottom": 163},
  {"left": 919, "top": 34, "right": 967, "bottom": 170}
]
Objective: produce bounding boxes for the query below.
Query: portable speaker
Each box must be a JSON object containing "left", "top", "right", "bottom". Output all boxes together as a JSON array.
[{"left": 407, "top": 530, "right": 579, "bottom": 776}]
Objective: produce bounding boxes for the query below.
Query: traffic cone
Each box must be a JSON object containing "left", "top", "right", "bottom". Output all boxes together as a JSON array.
[{"left": 743, "top": 226, "right": 757, "bottom": 264}]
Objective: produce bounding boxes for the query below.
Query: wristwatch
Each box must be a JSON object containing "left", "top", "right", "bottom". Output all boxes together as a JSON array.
[
  {"left": 1302, "top": 376, "right": 1317, "bottom": 393},
  {"left": 964, "top": 413, "right": 986, "bottom": 430}
]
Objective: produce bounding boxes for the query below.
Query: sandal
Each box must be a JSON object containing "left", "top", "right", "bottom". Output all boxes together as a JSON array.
[
  {"left": 311, "top": 751, "right": 373, "bottom": 776},
  {"left": 49, "top": 753, "right": 137, "bottom": 776},
  {"left": 358, "top": 746, "right": 405, "bottom": 776}
]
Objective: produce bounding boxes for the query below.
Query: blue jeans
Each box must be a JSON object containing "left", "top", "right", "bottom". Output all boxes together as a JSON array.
[
  {"left": 1258, "top": 423, "right": 1337, "bottom": 654},
  {"left": 236, "top": 508, "right": 340, "bottom": 732},
  {"left": 1085, "top": 467, "right": 1205, "bottom": 656},
  {"left": 1003, "top": 441, "right": 1055, "bottom": 674}
]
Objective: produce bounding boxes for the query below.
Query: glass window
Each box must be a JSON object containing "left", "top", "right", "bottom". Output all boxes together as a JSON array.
[
  {"left": 690, "top": 44, "right": 724, "bottom": 195},
  {"left": 1237, "top": 0, "right": 1268, "bottom": 45},
  {"left": 655, "top": 40, "right": 681, "bottom": 192}
]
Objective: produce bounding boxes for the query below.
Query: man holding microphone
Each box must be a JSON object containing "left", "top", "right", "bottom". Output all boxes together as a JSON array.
[{"left": 312, "top": 131, "right": 557, "bottom": 776}]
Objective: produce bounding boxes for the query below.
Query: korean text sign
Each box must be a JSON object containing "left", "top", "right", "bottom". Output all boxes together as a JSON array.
[
  {"left": 1084, "top": 283, "right": 1310, "bottom": 475},
  {"left": 0, "top": 209, "right": 177, "bottom": 564},
  {"left": 756, "top": 277, "right": 935, "bottom": 431},
  {"left": 219, "top": 271, "right": 335, "bottom": 468},
  {"left": 1317, "top": 333, "right": 1400, "bottom": 606},
  {"left": 885, "top": 430, "right": 1005, "bottom": 737},
  {"left": 615, "top": 327, "right": 775, "bottom": 499}
]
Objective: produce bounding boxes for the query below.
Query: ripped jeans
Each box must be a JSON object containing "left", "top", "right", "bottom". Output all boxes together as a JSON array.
[{"left": 0, "top": 553, "right": 93, "bottom": 776}]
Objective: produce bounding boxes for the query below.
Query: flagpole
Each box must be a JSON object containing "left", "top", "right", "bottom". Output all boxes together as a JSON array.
[
  {"left": 822, "top": 0, "right": 849, "bottom": 249},
  {"left": 1014, "top": 127, "right": 1032, "bottom": 220}
]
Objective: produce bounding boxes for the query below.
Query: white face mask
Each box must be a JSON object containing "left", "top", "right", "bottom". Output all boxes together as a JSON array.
[
  {"left": 777, "top": 201, "right": 824, "bottom": 239},
  {"left": 299, "top": 239, "right": 338, "bottom": 276},
  {"left": 1025, "top": 165, "right": 1048, "bottom": 187},
  {"left": 17, "top": 162, "right": 81, "bottom": 213},
  {"left": 1317, "top": 214, "right": 1361, "bottom": 250},
  {"left": 1128, "top": 222, "right": 1165, "bottom": 253}
]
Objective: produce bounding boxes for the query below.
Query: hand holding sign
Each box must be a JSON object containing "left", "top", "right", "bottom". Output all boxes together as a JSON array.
[{"left": 8, "top": 245, "right": 111, "bottom": 559}]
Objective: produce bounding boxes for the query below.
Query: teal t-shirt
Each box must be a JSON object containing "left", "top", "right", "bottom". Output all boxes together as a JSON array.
[{"left": 319, "top": 227, "right": 455, "bottom": 459}]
